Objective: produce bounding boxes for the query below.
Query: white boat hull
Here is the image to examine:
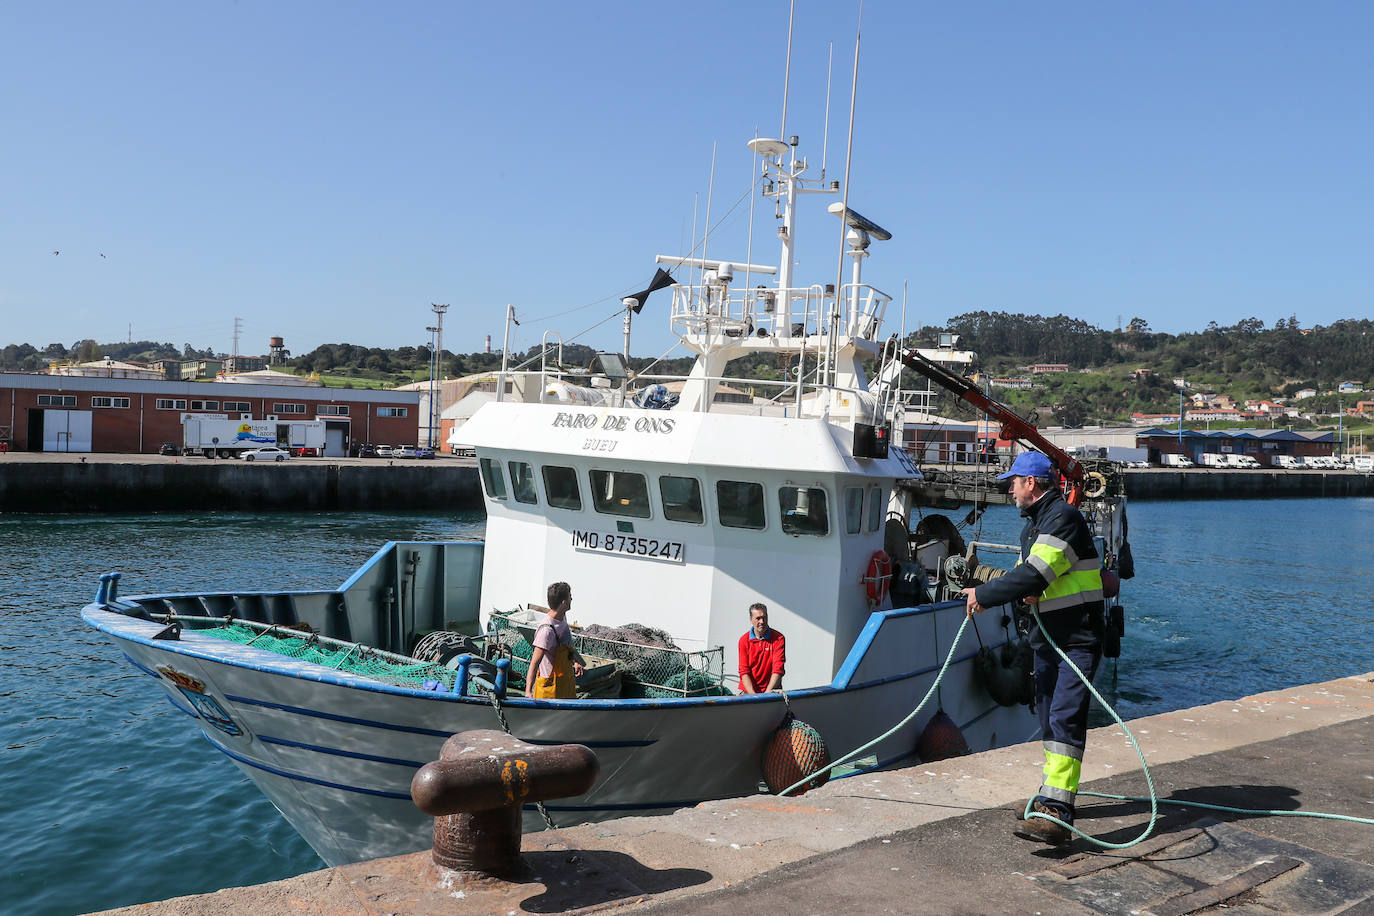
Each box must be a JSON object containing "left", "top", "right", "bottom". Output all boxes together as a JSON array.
[{"left": 87, "top": 597, "right": 1038, "bottom": 867}]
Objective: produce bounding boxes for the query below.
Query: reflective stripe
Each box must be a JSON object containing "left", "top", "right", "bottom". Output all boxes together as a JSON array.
[
  {"left": 1029, "top": 541, "right": 1072, "bottom": 578},
  {"left": 1043, "top": 740, "right": 1083, "bottom": 761},
  {"left": 1026, "top": 554, "right": 1055, "bottom": 579},
  {"left": 1035, "top": 533, "right": 1078, "bottom": 565},
  {"left": 1042, "top": 747, "right": 1082, "bottom": 799},
  {"left": 1039, "top": 566, "right": 1104, "bottom": 611},
  {"left": 1039, "top": 783, "right": 1075, "bottom": 805},
  {"left": 1038, "top": 588, "right": 1104, "bottom": 613}
]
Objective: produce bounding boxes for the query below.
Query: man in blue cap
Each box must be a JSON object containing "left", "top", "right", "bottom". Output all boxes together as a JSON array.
[{"left": 962, "top": 450, "right": 1105, "bottom": 845}]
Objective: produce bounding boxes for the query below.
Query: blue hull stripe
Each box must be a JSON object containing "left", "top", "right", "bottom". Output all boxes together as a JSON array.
[
  {"left": 204, "top": 734, "right": 414, "bottom": 800},
  {"left": 123, "top": 652, "right": 163, "bottom": 678},
  {"left": 225, "top": 694, "right": 658, "bottom": 748},
  {"left": 203, "top": 732, "right": 712, "bottom": 811},
  {"left": 256, "top": 734, "right": 427, "bottom": 769}
]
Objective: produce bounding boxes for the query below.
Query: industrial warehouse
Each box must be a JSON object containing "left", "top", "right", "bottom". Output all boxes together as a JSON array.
[{"left": 0, "top": 371, "right": 420, "bottom": 456}]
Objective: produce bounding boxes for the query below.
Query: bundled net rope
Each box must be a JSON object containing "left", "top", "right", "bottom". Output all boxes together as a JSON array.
[{"left": 200, "top": 623, "right": 459, "bottom": 691}]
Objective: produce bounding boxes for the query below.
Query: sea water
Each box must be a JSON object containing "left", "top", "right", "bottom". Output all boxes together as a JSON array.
[{"left": 2, "top": 500, "right": 1371, "bottom": 915}]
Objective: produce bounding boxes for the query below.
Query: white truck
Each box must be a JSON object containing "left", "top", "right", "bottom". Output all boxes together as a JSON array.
[
  {"left": 183, "top": 415, "right": 326, "bottom": 458},
  {"left": 1162, "top": 454, "right": 1196, "bottom": 468},
  {"left": 1353, "top": 455, "right": 1374, "bottom": 473},
  {"left": 1274, "top": 455, "right": 1305, "bottom": 469},
  {"left": 1201, "top": 453, "right": 1229, "bottom": 468},
  {"left": 1227, "top": 454, "right": 1261, "bottom": 469}
]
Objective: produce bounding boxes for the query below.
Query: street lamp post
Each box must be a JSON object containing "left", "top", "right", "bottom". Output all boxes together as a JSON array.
[
  {"left": 429, "top": 303, "right": 449, "bottom": 450},
  {"left": 426, "top": 325, "right": 440, "bottom": 448}
]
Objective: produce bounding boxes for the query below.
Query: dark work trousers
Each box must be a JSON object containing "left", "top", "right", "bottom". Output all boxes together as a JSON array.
[{"left": 1033, "top": 643, "right": 1102, "bottom": 822}]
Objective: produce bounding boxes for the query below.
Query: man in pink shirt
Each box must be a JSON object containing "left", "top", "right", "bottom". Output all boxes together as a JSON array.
[{"left": 738, "top": 602, "right": 784, "bottom": 693}]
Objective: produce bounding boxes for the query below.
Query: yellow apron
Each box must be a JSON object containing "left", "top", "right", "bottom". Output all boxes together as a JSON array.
[{"left": 531, "top": 631, "right": 577, "bottom": 699}]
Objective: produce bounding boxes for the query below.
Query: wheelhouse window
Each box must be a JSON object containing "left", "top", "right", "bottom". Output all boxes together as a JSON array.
[
  {"left": 508, "top": 460, "right": 538, "bottom": 504},
  {"left": 542, "top": 465, "right": 582, "bottom": 510},
  {"left": 479, "top": 457, "right": 507, "bottom": 500},
  {"left": 844, "top": 486, "right": 864, "bottom": 535},
  {"left": 716, "top": 480, "right": 765, "bottom": 529},
  {"left": 866, "top": 486, "right": 885, "bottom": 533},
  {"left": 659, "top": 475, "right": 704, "bottom": 524},
  {"left": 590, "top": 469, "right": 651, "bottom": 518},
  {"left": 780, "top": 486, "right": 829, "bottom": 537}
]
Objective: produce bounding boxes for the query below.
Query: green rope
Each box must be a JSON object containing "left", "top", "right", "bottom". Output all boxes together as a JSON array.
[
  {"left": 777, "top": 615, "right": 973, "bottom": 797},
  {"left": 1020, "top": 607, "right": 1157, "bottom": 849},
  {"left": 780, "top": 606, "right": 1374, "bottom": 842}
]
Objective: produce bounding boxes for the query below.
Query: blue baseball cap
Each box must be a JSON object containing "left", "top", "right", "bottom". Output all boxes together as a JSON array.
[{"left": 997, "top": 451, "right": 1054, "bottom": 480}]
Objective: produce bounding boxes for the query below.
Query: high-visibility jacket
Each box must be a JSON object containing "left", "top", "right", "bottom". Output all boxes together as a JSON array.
[{"left": 974, "top": 487, "right": 1105, "bottom": 650}]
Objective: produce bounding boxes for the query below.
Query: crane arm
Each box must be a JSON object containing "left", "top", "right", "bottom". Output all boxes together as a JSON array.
[{"left": 888, "top": 342, "right": 1084, "bottom": 497}]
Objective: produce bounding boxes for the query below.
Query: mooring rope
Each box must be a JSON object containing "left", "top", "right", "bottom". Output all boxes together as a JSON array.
[{"left": 779, "top": 607, "right": 1374, "bottom": 842}]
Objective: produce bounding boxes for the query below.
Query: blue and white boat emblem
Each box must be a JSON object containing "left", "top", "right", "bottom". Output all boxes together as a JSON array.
[{"left": 157, "top": 666, "right": 243, "bottom": 737}]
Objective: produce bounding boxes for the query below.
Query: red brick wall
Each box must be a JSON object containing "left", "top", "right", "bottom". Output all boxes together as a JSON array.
[{"left": 0, "top": 379, "right": 418, "bottom": 453}]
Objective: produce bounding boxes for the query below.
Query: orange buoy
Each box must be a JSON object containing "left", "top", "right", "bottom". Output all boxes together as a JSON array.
[
  {"left": 762, "top": 716, "right": 831, "bottom": 796},
  {"left": 863, "top": 550, "right": 893, "bottom": 604},
  {"left": 916, "top": 710, "right": 971, "bottom": 762}
]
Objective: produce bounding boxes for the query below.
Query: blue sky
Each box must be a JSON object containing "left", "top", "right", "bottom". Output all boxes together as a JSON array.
[{"left": 3, "top": 2, "right": 1372, "bottom": 362}]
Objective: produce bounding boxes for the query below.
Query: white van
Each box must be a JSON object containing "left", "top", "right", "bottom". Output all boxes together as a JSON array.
[
  {"left": 1162, "top": 454, "right": 1196, "bottom": 468},
  {"left": 1274, "top": 455, "right": 1304, "bottom": 469},
  {"left": 1351, "top": 455, "right": 1373, "bottom": 473},
  {"left": 1201, "top": 453, "right": 1229, "bottom": 468},
  {"left": 1227, "top": 454, "right": 1262, "bottom": 469}
]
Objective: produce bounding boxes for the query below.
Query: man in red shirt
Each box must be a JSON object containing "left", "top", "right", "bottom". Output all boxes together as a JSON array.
[{"left": 738, "top": 602, "right": 785, "bottom": 693}]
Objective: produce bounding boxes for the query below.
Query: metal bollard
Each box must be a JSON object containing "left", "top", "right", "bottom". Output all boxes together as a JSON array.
[{"left": 410, "top": 729, "right": 598, "bottom": 876}]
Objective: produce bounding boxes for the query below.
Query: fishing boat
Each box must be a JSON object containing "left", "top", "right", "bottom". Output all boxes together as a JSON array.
[{"left": 83, "top": 104, "right": 1132, "bottom": 867}]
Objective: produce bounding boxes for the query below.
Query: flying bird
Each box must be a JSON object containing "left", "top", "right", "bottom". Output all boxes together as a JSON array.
[
  {"left": 52, "top": 250, "right": 59, "bottom": 255},
  {"left": 100, "top": 253, "right": 106, "bottom": 259}
]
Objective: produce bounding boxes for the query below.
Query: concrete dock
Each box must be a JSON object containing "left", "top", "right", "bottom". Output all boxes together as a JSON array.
[
  {"left": 3, "top": 452, "right": 1372, "bottom": 513},
  {"left": 92, "top": 672, "right": 1374, "bottom": 915}
]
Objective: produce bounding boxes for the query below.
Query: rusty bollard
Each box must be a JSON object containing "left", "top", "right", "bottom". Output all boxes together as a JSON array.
[{"left": 410, "top": 729, "right": 598, "bottom": 876}]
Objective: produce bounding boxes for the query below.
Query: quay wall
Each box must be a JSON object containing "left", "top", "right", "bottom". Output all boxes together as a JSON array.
[
  {"left": 1, "top": 458, "right": 1370, "bottom": 513},
  {"left": 0, "top": 458, "right": 483, "bottom": 513},
  {"left": 1121, "top": 468, "right": 1374, "bottom": 500}
]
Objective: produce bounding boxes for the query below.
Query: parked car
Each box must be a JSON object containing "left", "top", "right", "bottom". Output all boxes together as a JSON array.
[
  {"left": 355, "top": 443, "right": 378, "bottom": 458},
  {"left": 241, "top": 447, "right": 290, "bottom": 462},
  {"left": 375, "top": 445, "right": 395, "bottom": 457},
  {"left": 393, "top": 445, "right": 420, "bottom": 458},
  {"left": 415, "top": 447, "right": 435, "bottom": 459},
  {"left": 292, "top": 447, "right": 318, "bottom": 457},
  {"left": 158, "top": 442, "right": 180, "bottom": 456}
]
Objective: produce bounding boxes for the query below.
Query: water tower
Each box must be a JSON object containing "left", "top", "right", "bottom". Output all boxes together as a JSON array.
[{"left": 268, "top": 336, "right": 289, "bottom": 365}]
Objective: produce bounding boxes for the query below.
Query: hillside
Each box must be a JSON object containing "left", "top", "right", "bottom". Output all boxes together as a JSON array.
[{"left": 5, "top": 314, "right": 1370, "bottom": 428}]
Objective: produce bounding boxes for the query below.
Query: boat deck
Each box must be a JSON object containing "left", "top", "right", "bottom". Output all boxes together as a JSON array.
[{"left": 89, "top": 672, "right": 1374, "bottom": 915}]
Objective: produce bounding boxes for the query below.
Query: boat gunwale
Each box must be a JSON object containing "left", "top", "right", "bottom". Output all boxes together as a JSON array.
[{"left": 83, "top": 595, "right": 999, "bottom": 710}]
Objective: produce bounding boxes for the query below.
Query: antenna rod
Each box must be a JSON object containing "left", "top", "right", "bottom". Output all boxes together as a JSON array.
[
  {"left": 703, "top": 142, "right": 718, "bottom": 267},
  {"left": 831, "top": 1, "right": 864, "bottom": 389},
  {"left": 780, "top": 0, "right": 795, "bottom": 139},
  {"left": 822, "top": 42, "right": 834, "bottom": 178}
]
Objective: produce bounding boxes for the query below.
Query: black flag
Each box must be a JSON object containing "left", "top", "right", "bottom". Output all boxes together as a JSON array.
[{"left": 626, "top": 267, "right": 675, "bottom": 314}]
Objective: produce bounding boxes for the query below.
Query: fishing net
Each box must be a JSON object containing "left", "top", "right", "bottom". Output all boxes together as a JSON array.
[
  {"left": 489, "top": 611, "right": 728, "bottom": 698},
  {"left": 198, "top": 622, "right": 460, "bottom": 691}
]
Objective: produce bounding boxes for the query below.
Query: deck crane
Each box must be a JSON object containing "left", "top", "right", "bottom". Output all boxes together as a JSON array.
[{"left": 882, "top": 339, "right": 1086, "bottom": 505}]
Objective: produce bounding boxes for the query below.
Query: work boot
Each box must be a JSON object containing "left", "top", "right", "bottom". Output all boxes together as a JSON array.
[
  {"left": 1013, "top": 800, "right": 1071, "bottom": 845},
  {"left": 1013, "top": 796, "right": 1036, "bottom": 820}
]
